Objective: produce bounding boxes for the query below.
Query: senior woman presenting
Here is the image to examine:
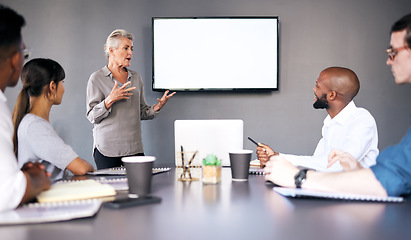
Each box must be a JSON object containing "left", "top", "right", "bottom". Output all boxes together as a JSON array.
[{"left": 86, "top": 29, "right": 175, "bottom": 169}]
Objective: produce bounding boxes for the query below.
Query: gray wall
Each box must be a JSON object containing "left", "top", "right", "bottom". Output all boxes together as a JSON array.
[{"left": 4, "top": 0, "right": 411, "bottom": 167}]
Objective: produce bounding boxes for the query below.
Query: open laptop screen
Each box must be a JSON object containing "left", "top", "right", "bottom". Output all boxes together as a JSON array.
[{"left": 174, "top": 120, "right": 243, "bottom": 166}]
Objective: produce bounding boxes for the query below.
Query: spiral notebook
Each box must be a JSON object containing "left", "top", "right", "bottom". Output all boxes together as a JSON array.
[
  {"left": 88, "top": 167, "right": 171, "bottom": 176},
  {"left": 274, "top": 187, "right": 404, "bottom": 202},
  {"left": 249, "top": 168, "right": 265, "bottom": 175},
  {"left": 249, "top": 159, "right": 265, "bottom": 175},
  {"left": 0, "top": 199, "right": 102, "bottom": 225},
  {"left": 96, "top": 178, "right": 129, "bottom": 191}
]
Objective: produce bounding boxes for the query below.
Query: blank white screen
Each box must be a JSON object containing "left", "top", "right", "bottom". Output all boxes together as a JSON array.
[{"left": 153, "top": 18, "right": 278, "bottom": 91}]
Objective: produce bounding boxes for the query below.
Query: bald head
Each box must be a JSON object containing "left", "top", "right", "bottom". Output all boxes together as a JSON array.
[{"left": 320, "top": 67, "right": 360, "bottom": 104}]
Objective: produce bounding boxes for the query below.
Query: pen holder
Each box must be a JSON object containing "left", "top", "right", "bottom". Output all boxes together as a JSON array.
[
  {"left": 177, "top": 150, "right": 199, "bottom": 182},
  {"left": 202, "top": 165, "right": 221, "bottom": 184}
]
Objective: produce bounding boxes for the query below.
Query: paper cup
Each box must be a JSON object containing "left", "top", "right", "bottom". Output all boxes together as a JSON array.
[
  {"left": 122, "top": 156, "right": 155, "bottom": 198},
  {"left": 229, "top": 150, "right": 252, "bottom": 181}
]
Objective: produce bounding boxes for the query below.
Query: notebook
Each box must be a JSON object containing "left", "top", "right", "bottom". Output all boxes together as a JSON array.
[
  {"left": 249, "top": 168, "right": 265, "bottom": 175},
  {"left": 88, "top": 167, "right": 171, "bottom": 176},
  {"left": 97, "top": 178, "right": 129, "bottom": 191},
  {"left": 249, "top": 159, "right": 265, "bottom": 175},
  {"left": 37, "top": 179, "right": 116, "bottom": 203},
  {"left": 0, "top": 199, "right": 102, "bottom": 225},
  {"left": 273, "top": 187, "right": 404, "bottom": 202},
  {"left": 174, "top": 119, "right": 244, "bottom": 166}
]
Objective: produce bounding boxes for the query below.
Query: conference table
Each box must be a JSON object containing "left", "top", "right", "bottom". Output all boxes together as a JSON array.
[{"left": 1, "top": 167, "right": 411, "bottom": 240}]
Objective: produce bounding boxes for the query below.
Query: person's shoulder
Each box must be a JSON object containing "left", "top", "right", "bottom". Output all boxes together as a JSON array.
[
  {"left": 20, "top": 114, "right": 51, "bottom": 132},
  {"left": 352, "top": 106, "right": 377, "bottom": 125},
  {"left": 19, "top": 113, "right": 37, "bottom": 126},
  {"left": 89, "top": 67, "right": 108, "bottom": 82},
  {"left": 89, "top": 70, "right": 102, "bottom": 79},
  {"left": 355, "top": 106, "right": 374, "bottom": 117}
]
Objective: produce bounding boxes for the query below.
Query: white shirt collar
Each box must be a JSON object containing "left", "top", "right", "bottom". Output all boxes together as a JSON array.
[
  {"left": 103, "top": 66, "right": 133, "bottom": 80},
  {"left": 0, "top": 90, "right": 7, "bottom": 104},
  {"left": 324, "top": 101, "right": 356, "bottom": 126}
]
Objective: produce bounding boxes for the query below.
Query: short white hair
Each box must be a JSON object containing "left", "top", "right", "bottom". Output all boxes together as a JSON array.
[{"left": 104, "top": 29, "right": 133, "bottom": 59}]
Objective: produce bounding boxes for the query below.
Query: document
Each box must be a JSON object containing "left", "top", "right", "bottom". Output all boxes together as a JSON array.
[
  {"left": 0, "top": 199, "right": 102, "bottom": 225},
  {"left": 274, "top": 187, "right": 404, "bottom": 202}
]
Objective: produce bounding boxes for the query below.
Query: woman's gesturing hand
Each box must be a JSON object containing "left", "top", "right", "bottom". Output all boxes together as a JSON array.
[
  {"left": 104, "top": 81, "right": 136, "bottom": 109},
  {"left": 153, "top": 90, "right": 176, "bottom": 111}
]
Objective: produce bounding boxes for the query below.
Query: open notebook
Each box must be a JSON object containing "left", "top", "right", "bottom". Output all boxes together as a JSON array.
[
  {"left": 37, "top": 179, "right": 116, "bottom": 203},
  {"left": 274, "top": 187, "right": 404, "bottom": 203},
  {"left": 0, "top": 199, "right": 102, "bottom": 225}
]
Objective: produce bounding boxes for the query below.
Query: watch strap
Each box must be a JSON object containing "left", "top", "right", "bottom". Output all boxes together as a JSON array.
[{"left": 294, "top": 169, "right": 309, "bottom": 188}]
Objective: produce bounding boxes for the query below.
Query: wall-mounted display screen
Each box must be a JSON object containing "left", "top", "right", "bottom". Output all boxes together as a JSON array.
[{"left": 152, "top": 17, "right": 279, "bottom": 91}]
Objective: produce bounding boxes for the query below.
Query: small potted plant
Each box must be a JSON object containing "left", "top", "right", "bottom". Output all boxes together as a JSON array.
[{"left": 202, "top": 154, "right": 222, "bottom": 184}]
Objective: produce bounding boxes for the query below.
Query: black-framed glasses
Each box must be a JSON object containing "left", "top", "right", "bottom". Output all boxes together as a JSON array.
[
  {"left": 23, "top": 48, "right": 31, "bottom": 60},
  {"left": 386, "top": 46, "right": 408, "bottom": 61}
]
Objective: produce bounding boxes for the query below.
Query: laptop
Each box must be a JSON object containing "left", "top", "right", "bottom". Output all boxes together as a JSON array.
[{"left": 174, "top": 119, "right": 243, "bottom": 166}]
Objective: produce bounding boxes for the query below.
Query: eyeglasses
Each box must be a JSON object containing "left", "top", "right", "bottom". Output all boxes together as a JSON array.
[
  {"left": 386, "top": 46, "right": 408, "bottom": 61},
  {"left": 0, "top": 47, "right": 31, "bottom": 61},
  {"left": 22, "top": 48, "right": 31, "bottom": 60}
]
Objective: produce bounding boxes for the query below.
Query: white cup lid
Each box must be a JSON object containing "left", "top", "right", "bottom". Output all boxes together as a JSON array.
[
  {"left": 122, "top": 156, "right": 156, "bottom": 163},
  {"left": 229, "top": 150, "right": 253, "bottom": 154}
]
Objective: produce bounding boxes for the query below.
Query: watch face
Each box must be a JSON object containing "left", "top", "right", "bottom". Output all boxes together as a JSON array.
[{"left": 294, "top": 169, "right": 308, "bottom": 188}]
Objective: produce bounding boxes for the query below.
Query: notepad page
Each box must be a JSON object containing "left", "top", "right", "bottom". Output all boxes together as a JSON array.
[{"left": 37, "top": 179, "right": 116, "bottom": 203}]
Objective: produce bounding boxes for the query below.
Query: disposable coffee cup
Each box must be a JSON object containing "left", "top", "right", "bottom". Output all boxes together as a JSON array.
[
  {"left": 122, "top": 156, "right": 155, "bottom": 198},
  {"left": 229, "top": 150, "right": 252, "bottom": 181}
]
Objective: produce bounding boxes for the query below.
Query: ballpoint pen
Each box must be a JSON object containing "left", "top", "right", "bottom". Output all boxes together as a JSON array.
[
  {"left": 180, "top": 145, "right": 185, "bottom": 166},
  {"left": 187, "top": 151, "right": 198, "bottom": 179},
  {"left": 180, "top": 146, "right": 186, "bottom": 178},
  {"left": 248, "top": 136, "right": 262, "bottom": 147},
  {"left": 188, "top": 151, "right": 198, "bottom": 166}
]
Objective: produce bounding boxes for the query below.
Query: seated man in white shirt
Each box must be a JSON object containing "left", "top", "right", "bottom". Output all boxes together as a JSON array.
[
  {"left": 257, "top": 67, "right": 379, "bottom": 172},
  {"left": 0, "top": 4, "right": 50, "bottom": 212}
]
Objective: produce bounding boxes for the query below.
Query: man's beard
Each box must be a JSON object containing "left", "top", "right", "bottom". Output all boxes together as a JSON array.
[{"left": 313, "top": 93, "right": 329, "bottom": 109}]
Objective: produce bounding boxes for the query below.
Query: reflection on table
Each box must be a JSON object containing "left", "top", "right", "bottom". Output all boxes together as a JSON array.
[{"left": 1, "top": 167, "right": 410, "bottom": 240}]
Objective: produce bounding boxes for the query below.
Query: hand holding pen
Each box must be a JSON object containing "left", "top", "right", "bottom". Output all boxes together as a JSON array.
[{"left": 248, "top": 137, "right": 278, "bottom": 167}]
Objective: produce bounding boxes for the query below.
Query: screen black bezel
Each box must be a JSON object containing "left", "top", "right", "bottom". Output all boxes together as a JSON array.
[{"left": 151, "top": 16, "right": 280, "bottom": 92}]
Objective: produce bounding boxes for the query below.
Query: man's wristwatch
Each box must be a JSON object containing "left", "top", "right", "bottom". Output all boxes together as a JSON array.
[{"left": 294, "top": 169, "right": 309, "bottom": 188}]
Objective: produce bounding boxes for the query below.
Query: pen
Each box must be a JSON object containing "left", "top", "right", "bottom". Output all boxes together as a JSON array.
[
  {"left": 248, "top": 137, "right": 262, "bottom": 147},
  {"left": 188, "top": 151, "right": 197, "bottom": 179},
  {"left": 188, "top": 151, "right": 198, "bottom": 166},
  {"left": 180, "top": 145, "right": 185, "bottom": 166}
]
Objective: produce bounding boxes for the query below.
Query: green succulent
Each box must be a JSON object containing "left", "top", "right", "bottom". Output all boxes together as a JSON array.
[{"left": 203, "top": 154, "right": 222, "bottom": 166}]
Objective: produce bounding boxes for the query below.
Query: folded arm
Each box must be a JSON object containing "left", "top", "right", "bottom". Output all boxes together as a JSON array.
[
  {"left": 20, "top": 162, "right": 50, "bottom": 204},
  {"left": 265, "top": 155, "right": 387, "bottom": 196}
]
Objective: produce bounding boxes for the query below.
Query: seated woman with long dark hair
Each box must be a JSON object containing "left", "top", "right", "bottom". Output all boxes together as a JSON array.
[{"left": 12, "top": 58, "right": 94, "bottom": 181}]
